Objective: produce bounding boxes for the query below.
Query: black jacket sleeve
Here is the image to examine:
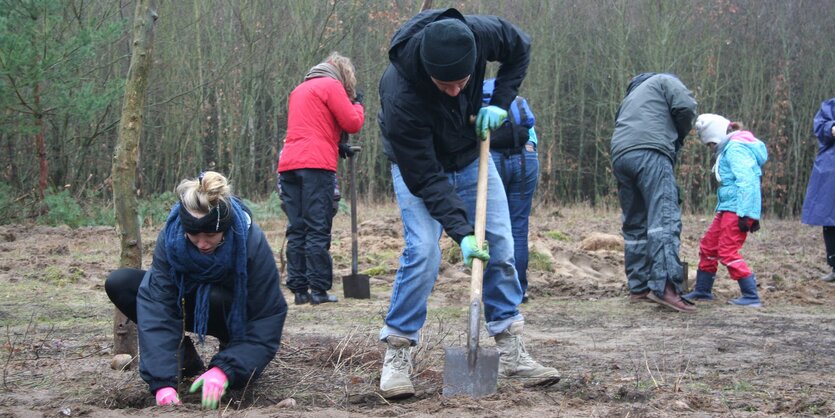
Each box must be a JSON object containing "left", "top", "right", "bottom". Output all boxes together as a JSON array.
[
  {"left": 207, "top": 222, "right": 287, "bottom": 389},
  {"left": 380, "top": 89, "right": 474, "bottom": 243},
  {"left": 137, "top": 231, "right": 185, "bottom": 394},
  {"left": 468, "top": 15, "right": 531, "bottom": 110}
]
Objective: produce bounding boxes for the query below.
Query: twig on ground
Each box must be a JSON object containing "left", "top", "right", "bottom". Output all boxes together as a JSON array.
[{"left": 643, "top": 350, "right": 660, "bottom": 389}]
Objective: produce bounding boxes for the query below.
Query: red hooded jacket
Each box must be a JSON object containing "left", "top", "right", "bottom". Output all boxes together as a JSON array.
[{"left": 277, "top": 77, "right": 364, "bottom": 173}]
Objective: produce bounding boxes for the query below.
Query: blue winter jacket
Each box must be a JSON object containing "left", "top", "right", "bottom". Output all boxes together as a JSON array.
[
  {"left": 714, "top": 130, "right": 768, "bottom": 219},
  {"left": 801, "top": 98, "right": 835, "bottom": 226}
]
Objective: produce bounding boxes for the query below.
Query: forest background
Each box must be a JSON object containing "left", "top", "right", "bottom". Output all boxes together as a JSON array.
[{"left": 2, "top": 0, "right": 834, "bottom": 226}]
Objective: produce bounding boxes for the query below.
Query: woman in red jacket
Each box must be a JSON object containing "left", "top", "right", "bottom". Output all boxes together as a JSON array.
[{"left": 277, "top": 52, "right": 364, "bottom": 305}]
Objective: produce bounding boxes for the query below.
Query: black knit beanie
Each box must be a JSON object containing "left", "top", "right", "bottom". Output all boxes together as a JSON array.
[{"left": 420, "top": 19, "right": 476, "bottom": 82}]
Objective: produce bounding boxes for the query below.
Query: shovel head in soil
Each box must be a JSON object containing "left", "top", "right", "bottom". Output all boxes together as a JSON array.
[
  {"left": 342, "top": 273, "right": 370, "bottom": 299},
  {"left": 442, "top": 346, "right": 499, "bottom": 397},
  {"left": 442, "top": 300, "right": 499, "bottom": 397}
]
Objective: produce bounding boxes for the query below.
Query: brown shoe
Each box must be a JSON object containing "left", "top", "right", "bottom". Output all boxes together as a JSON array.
[
  {"left": 647, "top": 282, "right": 697, "bottom": 313},
  {"left": 628, "top": 290, "right": 650, "bottom": 303}
]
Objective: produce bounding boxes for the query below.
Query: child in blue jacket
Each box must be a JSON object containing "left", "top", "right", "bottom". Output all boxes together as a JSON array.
[{"left": 685, "top": 114, "right": 768, "bottom": 307}]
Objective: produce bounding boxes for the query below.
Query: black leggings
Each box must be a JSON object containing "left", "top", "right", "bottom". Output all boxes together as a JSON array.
[
  {"left": 824, "top": 226, "right": 835, "bottom": 270},
  {"left": 105, "top": 268, "right": 233, "bottom": 343}
]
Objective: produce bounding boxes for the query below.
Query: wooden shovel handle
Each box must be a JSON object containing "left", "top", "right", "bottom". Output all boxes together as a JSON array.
[{"left": 470, "top": 131, "right": 489, "bottom": 304}]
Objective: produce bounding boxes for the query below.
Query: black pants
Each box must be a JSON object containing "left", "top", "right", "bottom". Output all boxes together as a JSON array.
[
  {"left": 824, "top": 226, "right": 835, "bottom": 270},
  {"left": 105, "top": 268, "right": 233, "bottom": 343},
  {"left": 278, "top": 168, "right": 335, "bottom": 294},
  {"left": 613, "top": 150, "right": 684, "bottom": 296}
]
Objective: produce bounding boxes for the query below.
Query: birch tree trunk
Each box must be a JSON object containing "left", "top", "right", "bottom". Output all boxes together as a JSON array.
[{"left": 111, "top": 0, "right": 158, "bottom": 357}]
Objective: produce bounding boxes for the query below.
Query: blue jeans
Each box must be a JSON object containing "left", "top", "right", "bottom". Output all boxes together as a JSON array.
[
  {"left": 491, "top": 142, "right": 539, "bottom": 295},
  {"left": 613, "top": 150, "right": 684, "bottom": 296},
  {"left": 380, "top": 159, "right": 523, "bottom": 345}
]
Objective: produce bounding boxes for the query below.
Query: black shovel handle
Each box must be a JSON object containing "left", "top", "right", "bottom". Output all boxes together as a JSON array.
[{"left": 349, "top": 145, "right": 362, "bottom": 276}]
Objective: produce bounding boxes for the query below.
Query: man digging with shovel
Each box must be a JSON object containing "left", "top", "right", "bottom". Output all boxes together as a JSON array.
[{"left": 376, "top": 8, "right": 560, "bottom": 399}]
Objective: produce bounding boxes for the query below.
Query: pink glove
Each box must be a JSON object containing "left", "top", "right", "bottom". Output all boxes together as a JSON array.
[
  {"left": 189, "top": 366, "right": 229, "bottom": 409},
  {"left": 155, "top": 386, "right": 180, "bottom": 406}
]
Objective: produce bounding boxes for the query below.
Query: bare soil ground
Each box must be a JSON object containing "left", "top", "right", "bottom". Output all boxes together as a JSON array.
[{"left": 0, "top": 203, "right": 833, "bottom": 417}]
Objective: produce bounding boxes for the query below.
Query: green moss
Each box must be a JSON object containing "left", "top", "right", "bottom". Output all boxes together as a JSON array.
[
  {"left": 443, "top": 245, "right": 462, "bottom": 265},
  {"left": 362, "top": 265, "right": 388, "bottom": 276},
  {"left": 37, "top": 266, "right": 84, "bottom": 286},
  {"left": 545, "top": 230, "right": 571, "bottom": 241},
  {"left": 528, "top": 249, "right": 553, "bottom": 272}
]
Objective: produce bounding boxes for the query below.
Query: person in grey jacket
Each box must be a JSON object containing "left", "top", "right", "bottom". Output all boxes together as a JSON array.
[
  {"left": 105, "top": 171, "right": 287, "bottom": 409},
  {"left": 610, "top": 73, "right": 697, "bottom": 312}
]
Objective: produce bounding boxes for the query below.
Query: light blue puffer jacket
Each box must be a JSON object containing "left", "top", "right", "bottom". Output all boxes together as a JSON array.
[{"left": 714, "top": 130, "right": 768, "bottom": 219}]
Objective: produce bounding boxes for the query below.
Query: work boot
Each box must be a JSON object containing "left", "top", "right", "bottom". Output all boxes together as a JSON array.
[
  {"left": 683, "top": 270, "right": 716, "bottom": 300},
  {"left": 379, "top": 336, "right": 414, "bottom": 399},
  {"left": 310, "top": 290, "right": 337, "bottom": 305},
  {"left": 647, "top": 281, "right": 697, "bottom": 313},
  {"left": 820, "top": 270, "right": 835, "bottom": 283},
  {"left": 179, "top": 336, "right": 204, "bottom": 378},
  {"left": 628, "top": 290, "right": 650, "bottom": 303},
  {"left": 729, "top": 274, "right": 762, "bottom": 307},
  {"left": 494, "top": 321, "right": 560, "bottom": 386},
  {"left": 294, "top": 291, "right": 311, "bottom": 305}
]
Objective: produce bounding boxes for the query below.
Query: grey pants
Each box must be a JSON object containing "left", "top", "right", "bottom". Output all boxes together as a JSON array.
[{"left": 613, "top": 149, "right": 684, "bottom": 296}]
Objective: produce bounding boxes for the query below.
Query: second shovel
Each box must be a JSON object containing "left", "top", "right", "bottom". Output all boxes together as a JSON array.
[{"left": 342, "top": 145, "right": 370, "bottom": 299}]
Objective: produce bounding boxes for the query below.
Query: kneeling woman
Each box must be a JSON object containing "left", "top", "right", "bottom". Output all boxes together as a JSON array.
[{"left": 106, "top": 171, "right": 287, "bottom": 409}]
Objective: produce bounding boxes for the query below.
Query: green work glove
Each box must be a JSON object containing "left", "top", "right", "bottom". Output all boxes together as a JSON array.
[
  {"left": 475, "top": 105, "right": 508, "bottom": 140},
  {"left": 189, "top": 366, "right": 229, "bottom": 410},
  {"left": 460, "top": 235, "right": 490, "bottom": 268}
]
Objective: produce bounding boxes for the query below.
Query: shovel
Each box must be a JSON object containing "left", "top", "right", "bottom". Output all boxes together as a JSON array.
[
  {"left": 342, "top": 145, "right": 370, "bottom": 299},
  {"left": 442, "top": 131, "right": 499, "bottom": 397}
]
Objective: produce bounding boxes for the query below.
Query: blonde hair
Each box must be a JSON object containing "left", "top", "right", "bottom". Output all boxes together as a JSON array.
[
  {"left": 326, "top": 52, "right": 358, "bottom": 100},
  {"left": 176, "top": 171, "right": 232, "bottom": 217}
]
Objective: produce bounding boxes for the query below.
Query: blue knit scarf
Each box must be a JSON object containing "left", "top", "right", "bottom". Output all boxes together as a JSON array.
[{"left": 163, "top": 200, "right": 248, "bottom": 343}]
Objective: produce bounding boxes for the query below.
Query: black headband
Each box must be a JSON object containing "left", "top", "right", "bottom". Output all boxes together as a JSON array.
[{"left": 179, "top": 202, "right": 232, "bottom": 234}]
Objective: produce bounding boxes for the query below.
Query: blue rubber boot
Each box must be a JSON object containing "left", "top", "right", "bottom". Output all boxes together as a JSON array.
[
  {"left": 729, "top": 274, "right": 762, "bottom": 308},
  {"left": 683, "top": 270, "right": 715, "bottom": 300}
]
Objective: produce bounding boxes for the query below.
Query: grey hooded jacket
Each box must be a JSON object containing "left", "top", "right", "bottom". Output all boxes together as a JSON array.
[{"left": 610, "top": 73, "right": 697, "bottom": 165}]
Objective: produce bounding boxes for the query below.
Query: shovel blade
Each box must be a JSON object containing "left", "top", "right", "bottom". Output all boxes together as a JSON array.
[
  {"left": 442, "top": 346, "right": 499, "bottom": 397},
  {"left": 342, "top": 274, "right": 370, "bottom": 299}
]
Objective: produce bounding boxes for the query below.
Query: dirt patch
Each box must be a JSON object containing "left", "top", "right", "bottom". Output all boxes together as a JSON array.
[{"left": 0, "top": 204, "right": 833, "bottom": 416}]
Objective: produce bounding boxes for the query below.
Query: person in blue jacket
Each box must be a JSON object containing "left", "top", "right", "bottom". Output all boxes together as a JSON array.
[
  {"left": 685, "top": 114, "right": 768, "bottom": 307},
  {"left": 801, "top": 98, "right": 835, "bottom": 282},
  {"left": 105, "top": 171, "right": 287, "bottom": 409},
  {"left": 482, "top": 78, "right": 539, "bottom": 302}
]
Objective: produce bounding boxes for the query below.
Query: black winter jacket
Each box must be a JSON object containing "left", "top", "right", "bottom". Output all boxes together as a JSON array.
[
  {"left": 136, "top": 213, "right": 287, "bottom": 393},
  {"left": 378, "top": 8, "right": 530, "bottom": 243}
]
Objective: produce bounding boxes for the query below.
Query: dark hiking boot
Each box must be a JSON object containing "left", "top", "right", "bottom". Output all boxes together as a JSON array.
[
  {"left": 294, "top": 291, "right": 311, "bottom": 305},
  {"left": 180, "top": 336, "right": 204, "bottom": 378},
  {"left": 310, "top": 290, "right": 337, "bottom": 305},
  {"left": 647, "top": 281, "right": 697, "bottom": 313},
  {"left": 683, "top": 270, "right": 716, "bottom": 300},
  {"left": 628, "top": 290, "right": 650, "bottom": 303},
  {"left": 729, "top": 274, "right": 762, "bottom": 307}
]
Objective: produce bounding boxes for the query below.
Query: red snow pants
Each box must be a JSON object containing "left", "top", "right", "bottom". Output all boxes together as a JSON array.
[{"left": 697, "top": 211, "right": 752, "bottom": 280}]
